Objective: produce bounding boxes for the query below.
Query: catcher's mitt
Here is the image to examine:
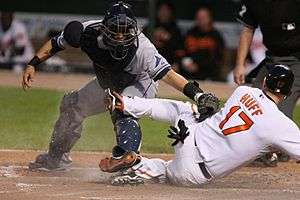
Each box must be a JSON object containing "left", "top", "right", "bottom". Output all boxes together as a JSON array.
[{"left": 197, "top": 93, "right": 220, "bottom": 122}]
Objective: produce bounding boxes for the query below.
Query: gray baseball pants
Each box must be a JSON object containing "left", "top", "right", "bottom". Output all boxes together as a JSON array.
[{"left": 48, "top": 77, "right": 157, "bottom": 159}]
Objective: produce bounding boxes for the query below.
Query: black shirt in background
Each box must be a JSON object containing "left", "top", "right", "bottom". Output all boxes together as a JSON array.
[
  {"left": 181, "top": 26, "right": 225, "bottom": 81},
  {"left": 237, "top": 0, "right": 300, "bottom": 56},
  {"left": 143, "top": 21, "right": 184, "bottom": 65}
]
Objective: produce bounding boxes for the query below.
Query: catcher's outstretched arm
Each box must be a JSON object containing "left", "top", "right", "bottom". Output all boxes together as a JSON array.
[
  {"left": 161, "top": 69, "right": 188, "bottom": 92},
  {"left": 22, "top": 38, "right": 65, "bottom": 90},
  {"left": 123, "top": 96, "right": 193, "bottom": 126},
  {"left": 22, "top": 21, "right": 84, "bottom": 90},
  {"left": 35, "top": 39, "right": 60, "bottom": 62}
]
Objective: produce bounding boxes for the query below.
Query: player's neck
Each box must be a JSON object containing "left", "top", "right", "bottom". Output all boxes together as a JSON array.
[{"left": 264, "top": 91, "right": 283, "bottom": 105}]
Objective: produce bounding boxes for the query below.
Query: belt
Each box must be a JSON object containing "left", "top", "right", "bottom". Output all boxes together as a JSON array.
[
  {"left": 195, "top": 139, "right": 212, "bottom": 179},
  {"left": 198, "top": 162, "right": 212, "bottom": 179}
]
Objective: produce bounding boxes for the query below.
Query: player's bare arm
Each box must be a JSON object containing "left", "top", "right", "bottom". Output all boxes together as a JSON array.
[
  {"left": 22, "top": 39, "right": 62, "bottom": 90},
  {"left": 161, "top": 69, "right": 188, "bottom": 91},
  {"left": 161, "top": 69, "right": 220, "bottom": 116},
  {"left": 234, "top": 26, "right": 255, "bottom": 85}
]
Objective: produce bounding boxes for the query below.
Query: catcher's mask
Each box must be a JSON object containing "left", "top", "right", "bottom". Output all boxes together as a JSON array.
[{"left": 101, "top": 1, "right": 139, "bottom": 60}]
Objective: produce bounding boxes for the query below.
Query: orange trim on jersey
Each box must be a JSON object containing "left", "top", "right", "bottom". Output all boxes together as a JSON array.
[
  {"left": 219, "top": 105, "right": 254, "bottom": 136},
  {"left": 219, "top": 106, "right": 240, "bottom": 129},
  {"left": 222, "top": 112, "right": 254, "bottom": 136}
]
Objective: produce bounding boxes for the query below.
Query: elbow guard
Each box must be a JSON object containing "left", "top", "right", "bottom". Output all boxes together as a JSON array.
[
  {"left": 50, "top": 36, "right": 64, "bottom": 55},
  {"left": 63, "top": 21, "right": 84, "bottom": 48}
]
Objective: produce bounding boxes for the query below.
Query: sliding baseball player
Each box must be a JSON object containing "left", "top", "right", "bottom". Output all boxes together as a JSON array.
[{"left": 103, "top": 64, "right": 300, "bottom": 186}]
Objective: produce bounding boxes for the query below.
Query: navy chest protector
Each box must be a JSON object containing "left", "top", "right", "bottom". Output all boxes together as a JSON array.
[{"left": 80, "top": 26, "right": 137, "bottom": 91}]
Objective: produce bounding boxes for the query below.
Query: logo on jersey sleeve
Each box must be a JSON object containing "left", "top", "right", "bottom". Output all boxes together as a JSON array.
[{"left": 154, "top": 55, "right": 162, "bottom": 68}]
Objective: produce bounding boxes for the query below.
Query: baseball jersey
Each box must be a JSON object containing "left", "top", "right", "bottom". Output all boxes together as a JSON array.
[
  {"left": 0, "top": 20, "right": 34, "bottom": 63},
  {"left": 54, "top": 20, "right": 171, "bottom": 91},
  {"left": 194, "top": 86, "right": 300, "bottom": 178}
]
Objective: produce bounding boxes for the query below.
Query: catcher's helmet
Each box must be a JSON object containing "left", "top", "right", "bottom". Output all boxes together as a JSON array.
[
  {"left": 101, "top": 1, "right": 139, "bottom": 60},
  {"left": 265, "top": 64, "right": 294, "bottom": 96}
]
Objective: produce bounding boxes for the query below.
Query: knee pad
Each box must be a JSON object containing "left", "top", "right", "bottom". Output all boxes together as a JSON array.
[
  {"left": 60, "top": 91, "right": 79, "bottom": 112},
  {"left": 49, "top": 91, "right": 83, "bottom": 159},
  {"left": 113, "top": 113, "right": 142, "bottom": 154}
]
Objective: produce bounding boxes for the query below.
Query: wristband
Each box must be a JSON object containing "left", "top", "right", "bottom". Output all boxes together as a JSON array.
[
  {"left": 194, "top": 92, "right": 204, "bottom": 102},
  {"left": 28, "top": 56, "right": 41, "bottom": 68},
  {"left": 183, "top": 81, "right": 204, "bottom": 101}
]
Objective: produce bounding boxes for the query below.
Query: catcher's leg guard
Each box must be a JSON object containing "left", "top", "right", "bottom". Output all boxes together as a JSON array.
[
  {"left": 99, "top": 112, "right": 142, "bottom": 172},
  {"left": 48, "top": 91, "right": 84, "bottom": 160},
  {"left": 112, "top": 111, "right": 142, "bottom": 155},
  {"left": 30, "top": 92, "right": 84, "bottom": 171}
]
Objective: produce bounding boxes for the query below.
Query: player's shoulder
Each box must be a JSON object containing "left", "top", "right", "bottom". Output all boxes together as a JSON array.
[
  {"left": 234, "top": 85, "right": 259, "bottom": 94},
  {"left": 138, "top": 32, "right": 154, "bottom": 46},
  {"left": 136, "top": 32, "right": 156, "bottom": 53},
  {"left": 82, "top": 19, "right": 103, "bottom": 29}
]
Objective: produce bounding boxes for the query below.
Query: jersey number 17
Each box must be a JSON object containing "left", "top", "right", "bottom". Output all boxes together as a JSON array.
[{"left": 219, "top": 106, "right": 254, "bottom": 136}]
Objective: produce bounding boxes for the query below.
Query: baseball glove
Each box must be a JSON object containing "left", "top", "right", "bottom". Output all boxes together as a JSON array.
[{"left": 196, "top": 93, "right": 220, "bottom": 122}]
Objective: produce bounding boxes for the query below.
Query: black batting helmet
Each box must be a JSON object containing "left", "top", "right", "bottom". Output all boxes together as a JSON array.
[
  {"left": 265, "top": 64, "right": 294, "bottom": 96},
  {"left": 101, "top": 1, "right": 139, "bottom": 60}
]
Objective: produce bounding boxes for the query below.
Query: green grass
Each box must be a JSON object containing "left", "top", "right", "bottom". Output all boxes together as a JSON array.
[
  {"left": 0, "top": 86, "right": 172, "bottom": 153},
  {"left": 0, "top": 86, "right": 299, "bottom": 154}
]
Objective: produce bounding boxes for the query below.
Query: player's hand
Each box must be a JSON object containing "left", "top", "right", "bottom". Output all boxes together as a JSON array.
[
  {"left": 197, "top": 93, "right": 220, "bottom": 122},
  {"left": 168, "top": 120, "right": 190, "bottom": 146},
  {"left": 104, "top": 89, "right": 124, "bottom": 113},
  {"left": 233, "top": 65, "right": 246, "bottom": 85},
  {"left": 22, "top": 65, "right": 35, "bottom": 90}
]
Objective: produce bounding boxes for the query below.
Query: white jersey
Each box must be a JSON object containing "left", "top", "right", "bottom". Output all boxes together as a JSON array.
[
  {"left": 122, "top": 86, "right": 300, "bottom": 186},
  {"left": 0, "top": 20, "right": 34, "bottom": 63},
  {"left": 195, "top": 86, "right": 300, "bottom": 178}
]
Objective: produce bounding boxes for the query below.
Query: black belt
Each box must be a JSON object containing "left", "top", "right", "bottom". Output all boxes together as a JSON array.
[
  {"left": 198, "top": 162, "right": 212, "bottom": 179},
  {"left": 195, "top": 140, "right": 212, "bottom": 179}
]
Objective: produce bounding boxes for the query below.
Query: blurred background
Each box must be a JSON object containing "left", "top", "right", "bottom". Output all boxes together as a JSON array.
[{"left": 0, "top": 0, "right": 266, "bottom": 83}]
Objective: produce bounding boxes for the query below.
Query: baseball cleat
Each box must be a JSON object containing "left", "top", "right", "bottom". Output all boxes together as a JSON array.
[
  {"left": 29, "top": 153, "right": 72, "bottom": 172},
  {"left": 277, "top": 152, "right": 290, "bottom": 162},
  {"left": 111, "top": 170, "right": 144, "bottom": 186},
  {"left": 255, "top": 152, "right": 278, "bottom": 167},
  {"left": 61, "top": 152, "right": 73, "bottom": 165},
  {"left": 99, "top": 151, "right": 140, "bottom": 173}
]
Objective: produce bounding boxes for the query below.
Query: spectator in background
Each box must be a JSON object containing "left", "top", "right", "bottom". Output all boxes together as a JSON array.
[
  {"left": 180, "top": 7, "right": 225, "bottom": 81},
  {"left": 144, "top": 1, "right": 184, "bottom": 66},
  {"left": 0, "top": 12, "right": 34, "bottom": 74}
]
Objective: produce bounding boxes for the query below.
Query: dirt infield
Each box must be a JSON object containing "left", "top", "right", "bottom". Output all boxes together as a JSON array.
[
  {"left": 0, "top": 70, "right": 236, "bottom": 99},
  {"left": 1, "top": 150, "right": 300, "bottom": 200}
]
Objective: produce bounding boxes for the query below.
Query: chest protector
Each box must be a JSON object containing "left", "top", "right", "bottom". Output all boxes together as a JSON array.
[{"left": 80, "top": 26, "right": 137, "bottom": 92}]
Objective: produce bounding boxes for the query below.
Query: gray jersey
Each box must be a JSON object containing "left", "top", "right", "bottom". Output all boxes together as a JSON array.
[{"left": 55, "top": 20, "right": 171, "bottom": 91}]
